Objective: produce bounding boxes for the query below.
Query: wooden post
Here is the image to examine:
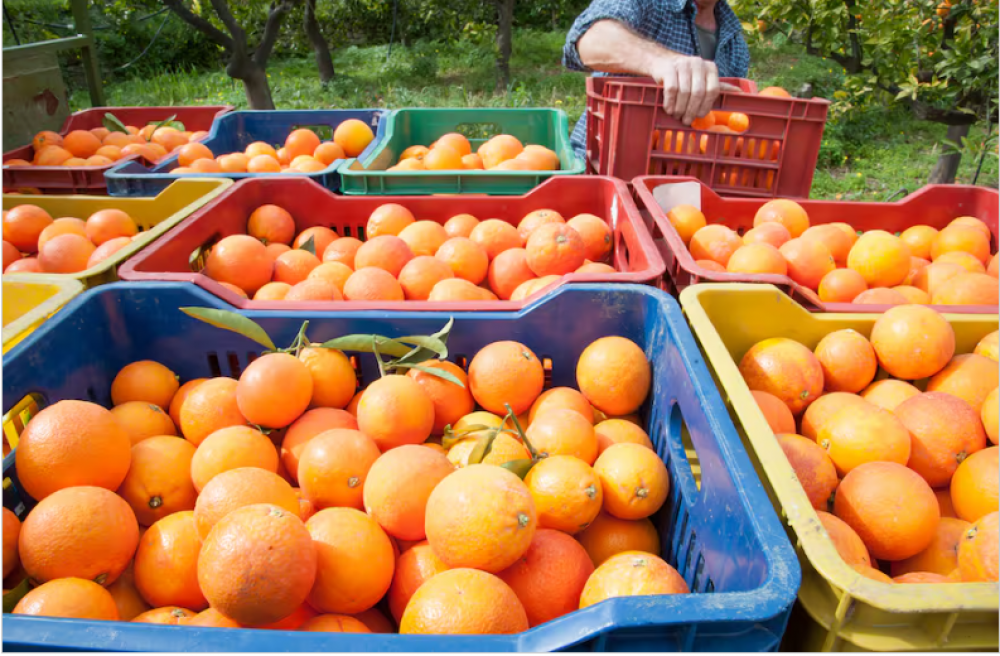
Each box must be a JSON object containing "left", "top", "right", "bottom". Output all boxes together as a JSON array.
[{"left": 69, "top": 0, "right": 105, "bottom": 107}]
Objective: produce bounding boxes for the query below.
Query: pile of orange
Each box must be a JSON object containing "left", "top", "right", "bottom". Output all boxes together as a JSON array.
[
  {"left": 200, "top": 201, "right": 615, "bottom": 303},
  {"left": 387, "top": 132, "right": 561, "bottom": 172},
  {"left": 5, "top": 333, "right": 690, "bottom": 634},
  {"left": 666, "top": 199, "right": 999, "bottom": 306},
  {"left": 743, "top": 304, "right": 998, "bottom": 584},
  {"left": 167, "top": 121, "right": 374, "bottom": 175},
  {"left": 3, "top": 204, "right": 141, "bottom": 274},
  {"left": 5, "top": 125, "right": 211, "bottom": 169}
]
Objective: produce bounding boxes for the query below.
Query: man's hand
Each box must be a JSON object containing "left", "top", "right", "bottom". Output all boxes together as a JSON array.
[{"left": 651, "top": 55, "right": 739, "bottom": 125}]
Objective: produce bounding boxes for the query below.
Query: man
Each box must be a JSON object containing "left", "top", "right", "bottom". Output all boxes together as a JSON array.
[{"left": 564, "top": 0, "right": 750, "bottom": 158}]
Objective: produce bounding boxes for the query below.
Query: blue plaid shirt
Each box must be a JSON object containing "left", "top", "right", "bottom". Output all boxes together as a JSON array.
[{"left": 564, "top": 0, "right": 750, "bottom": 157}]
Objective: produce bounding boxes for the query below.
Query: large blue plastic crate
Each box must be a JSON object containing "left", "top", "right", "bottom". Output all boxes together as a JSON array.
[
  {"left": 103, "top": 109, "right": 387, "bottom": 197},
  {"left": 2, "top": 282, "right": 799, "bottom": 652}
]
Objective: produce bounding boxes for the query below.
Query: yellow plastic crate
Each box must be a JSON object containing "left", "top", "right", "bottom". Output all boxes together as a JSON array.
[
  {"left": 2, "top": 274, "right": 83, "bottom": 355},
  {"left": 2, "top": 178, "right": 232, "bottom": 289},
  {"left": 679, "top": 283, "right": 999, "bottom": 652}
]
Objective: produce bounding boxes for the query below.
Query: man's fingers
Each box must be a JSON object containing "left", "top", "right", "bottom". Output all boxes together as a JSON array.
[
  {"left": 673, "top": 61, "right": 692, "bottom": 122},
  {"left": 698, "top": 62, "right": 721, "bottom": 120},
  {"left": 719, "top": 81, "right": 742, "bottom": 92},
  {"left": 661, "top": 65, "right": 679, "bottom": 116},
  {"left": 684, "top": 62, "right": 707, "bottom": 125}
]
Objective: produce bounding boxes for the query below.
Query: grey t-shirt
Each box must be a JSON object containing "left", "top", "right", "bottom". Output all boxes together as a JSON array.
[{"left": 696, "top": 24, "right": 718, "bottom": 60}]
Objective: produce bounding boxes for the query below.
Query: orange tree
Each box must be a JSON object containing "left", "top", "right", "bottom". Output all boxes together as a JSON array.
[{"left": 737, "top": 0, "right": 998, "bottom": 183}]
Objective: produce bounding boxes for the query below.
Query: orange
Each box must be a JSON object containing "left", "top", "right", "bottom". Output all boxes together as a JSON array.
[
  {"left": 576, "top": 336, "right": 651, "bottom": 416},
  {"left": 854, "top": 565, "right": 894, "bottom": 583},
  {"left": 435, "top": 132, "right": 472, "bottom": 156},
  {"left": 189, "top": 158, "right": 222, "bottom": 173},
  {"left": 444, "top": 213, "right": 481, "bottom": 238},
  {"left": 759, "top": 86, "right": 791, "bottom": 97},
  {"left": 834, "top": 461, "right": 939, "bottom": 560},
  {"left": 406, "top": 360, "right": 474, "bottom": 433},
  {"left": 190, "top": 425, "right": 278, "bottom": 492},
  {"left": 313, "top": 141, "right": 346, "bottom": 166},
  {"left": 750, "top": 390, "right": 796, "bottom": 435},
  {"left": 247, "top": 154, "right": 281, "bottom": 173},
  {"left": 109, "top": 401, "right": 177, "bottom": 445},
  {"left": 293, "top": 226, "right": 339, "bottom": 256},
  {"left": 398, "top": 220, "right": 449, "bottom": 257},
  {"left": 117, "top": 435, "right": 198, "bottom": 526},
  {"left": 799, "top": 392, "right": 870, "bottom": 440},
  {"left": 397, "top": 256, "right": 454, "bottom": 301},
  {"left": 447, "top": 433, "right": 529, "bottom": 467},
  {"left": 855, "top": 284, "right": 909, "bottom": 304},
  {"left": 3, "top": 507, "right": 21, "bottom": 579},
  {"left": 891, "top": 517, "right": 970, "bottom": 578},
  {"left": 517, "top": 209, "right": 565, "bottom": 242},
  {"left": 776, "top": 432, "right": 838, "bottom": 513},
  {"left": 515, "top": 145, "right": 560, "bottom": 170},
  {"left": 400, "top": 567, "right": 528, "bottom": 634},
  {"left": 63, "top": 129, "right": 102, "bottom": 158},
  {"left": 302, "top": 261, "right": 351, "bottom": 294},
  {"left": 893, "top": 285, "right": 931, "bottom": 304},
  {"left": 217, "top": 152, "right": 249, "bottom": 172},
  {"left": 176, "top": 142, "right": 213, "bottom": 167},
  {"left": 106, "top": 562, "right": 151, "bottom": 621},
  {"left": 577, "top": 261, "right": 617, "bottom": 274},
  {"left": 847, "top": 231, "right": 913, "bottom": 287},
  {"left": 983, "top": 388, "right": 998, "bottom": 445},
  {"left": 4, "top": 257, "right": 40, "bottom": 273},
  {"left": 813, "top": 329, "right": 876, "bottom": 394},
  {"left": 816, "top": 510, "right": 871, "bottom": 568},
  {"left": 593, "top": 443, "right": 669, "bottom": 520},
  {"left": 469, "top": 219, "right": 523, "bottom": 260},
  {"left": 298, "top": 429, "right": 380, "bottom": 510},
  {"left": 423, "top": 144, "right": 463, "bottom": 170},
  {"left": 579, "top": 551, "right": 688, "bottom": 607},
  {"left": 524, "top": 455, "right": 602, "bottom": 534},
  {"left": 425, "top": 465, "right": 536, "bottom": 572},
  {"left": 525, "top": 222, "right": 586, "bottom": 276},
  {"left": 892, "top": 571, "right": 951, "bottom": 584},
  {"left": 859, "top": 379, "right": 921, "bottom": 411},
  {"left": 498, "top": 529, "right": 594, "bottom": 627},
  {"left": 357, "top": 375, "right": 435, "bottom": 449},
  {"left": 3, "top": 204, "right": 53, "bottom": 252},
  {"left": 350, "top": 607, "right": 396, "bottom": 633},
  {"left": 367, "top": 203, "right": 415, "bottom": 238},
  {"left": 932, "top": 272, "right": 999, "bottom": 305},
  {"left": 525, "top": 408, "right": 598, "bottom": 464},
  {"left": 343, "top": 266, "right": 405, "bottom": 301},
  {"left": 950, "top": 447, "right": 998, "bottom": 522},
  {"left": 279, "top": 408, "right": 359, "bottom": 482},
  {"left": 566, "top": 214, "right": 612, "bottom": 262},
  {"left": 435, "top": 237, "right": 489, "bottom": 284},
  {"left": 801, "top": 224, "right": 854, "bottom": 266},
  {"left": 284, "top": 277, "right": 344, "bottom": 301},
  {"left": 363, "top": 444, "right": 454, "bottom": 541},
  {"left": 31, "top": 130, "right": 63, "bottom": 152},
  {"left": 285, "top": 128, "right": 322, "bottom": 159},
  {"left": 306, "top": 507, "right": 393, "bottom": 613},
  {"left": 688, "top": 224, "right": 743, "bottom": 266},
  {"left": 178, "top": 377, "right": 247, "bottom": 446},
  {"left": 743, "top": 221, "right": 791, "bottom": 249},
  {"left": 111, "top": 360, "right": 178, "bottom": 410},
  {"left": 19, "top": 486, "right": 138, "bottom": 585},
  {"left": 592, "top": 419, "right": 652, "bottom": 457},
  {"left": 134, "top": 511, "right": 206, "bottom": 610},
  {"left": 37, "top": 217, "right": 87, "bottom": 251},
  {"left": 354, "top": 235, "right": 414, "bottom": 277},
  {"left": 818, "top": 403, "right": 912, "bottom": 475},
  {"left": 388, "top": 540, "right": 450, "bottom": 622},
  {"left": 87, "top": 236, "right": 131, "bottom": 268},
  {"left": 255, "top": 603, "right": 318, "bottom": 630},
  {"left": 575, "top": 511, "right": 660, "bottom": 567},
  {"left": 273, "top": 249, "right": 320, "bottom": 285},
  {"left": 300, "top": 614, "right": 371, "bottom": 632},
  {"left": 16, "top": 400, "right": 131, "bottom": 501},
  {"left": 975, "top": 330, "right": 999, "bottom": 361},
  {"left": 957, "top": 510, "right": 999, "bottom": 582},
  {"left": 912, "top": 261, "right": 966, "bottom": 296},
  {"left": 935, "top": 250, "right": 987, "bottom": 273},
  {"left": 298, "top": 345, "right": 357, "bottom": 409},
  {"left": 247, "top": 204, "right": 295, "bottom": 245},
  {"left": 186, "top": 607, "right": 242, "bottom": 628},
  {"left": 869, "top": 305, "right": 955, "bottom": 380},
  {"left": 193, "top": 467, "right": 299, "bottom": 538},
  {"left": 245, "top": 141, "right": 278, "bottom": 159},
  {"left": 509, "top": 274, "right": 559, "bottom": 301},
  {"left": 726, "top": 242, "right": 787, "bottom": 275},
  {"left": 323, "top": 236, "right": 363, "bottom": 267},
  {"left": 254, "top": 281, "right": 292, "bottom": 301},
  {"left": 480, "top": 134, "right": 525, "bottom": 169},
  {"left": 931, "top": 224, "right": 991, "bottom": 264},
  {"left": 13, "top": 578, "right": 118, "bottom": 620},
  {"left": 236, "top": 352, "right": 313, "bottom": 429},
  {"left": 780, "top": 238, "right": 836, "bottom": 290},
  {"left": 896, "top": 392, "right": 986, "bottom": 487},
  {"left": 753, "top": 199, "right": 809, "bottom": 238},
  {"left": 926, "top": 353, "right": 998, "bottom": 413},
  {"left": 739, "top": 337, "right": 824, "bottom": 415},
  {"left": 990, "top": 253, "right": 999, "bottom": 277},
  {"left": 900, "top": 225, "right": 939, "bottom": 260},
  {"left": 198, "top": 504, "right": 316, "bottom": 626},
  {"left": 35, "top": 145, "right": 74, "bottom": 166},
  {"left": 468, "top": 340, "right": 544, "bottom": 415},
  {"left": 905, "top": 256, "right": 933, "bottom": 285},
  {"left": 529, "top": 386, "right": 594, "bottom": 425},
  {"left": 333, "top": 119, "right": 375, "bottom": 157},
  {"left": 38, "top": 233, "right": 95, "bottom": 273},
  {"left": 204, "top": 234, "right": 273, "bottom": 295}
]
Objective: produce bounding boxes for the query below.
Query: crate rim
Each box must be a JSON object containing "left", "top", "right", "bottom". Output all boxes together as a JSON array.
[
  {"left": 678, "top": 282, "right": 999, "bottom": 616},
  {"left": 1, "top": 274, "right": 84, "bottom": 350}
]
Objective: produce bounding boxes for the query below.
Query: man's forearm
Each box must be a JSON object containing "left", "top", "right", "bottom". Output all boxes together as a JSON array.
[{"left": 576, "top": 20, "right": 681, "bottom": 76}]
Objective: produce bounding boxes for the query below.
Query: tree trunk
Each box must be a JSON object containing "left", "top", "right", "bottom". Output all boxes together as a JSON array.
[
  {"left": 229, "top": 58, "right": 276, "bottom": 110},
  {"left": 495, "top": 0, "right": 514, "bottom": 91},
  {"left": 929, "top": 123, "right": 971, "bottom": 184},
  {"left": 305, "top": 0, "right": 335, "bottom": 84}
]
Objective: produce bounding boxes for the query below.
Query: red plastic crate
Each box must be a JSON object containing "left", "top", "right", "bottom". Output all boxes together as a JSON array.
[
  {"left": 118, "top": 176, "right": 665, "bottom": 311},
  {"left": 2, "top": 106, "right": 232, "bottom": 195},
  {"left": 634, "top": 175, "right": 999, "bottom": 314},
  {"left": 587, "top": 78, "right": 829, "bottom": 199}
]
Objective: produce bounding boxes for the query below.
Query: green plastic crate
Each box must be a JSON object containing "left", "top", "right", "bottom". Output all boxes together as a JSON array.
[{"left": 338, "top": 108, "right": 585, "bottom": 195}]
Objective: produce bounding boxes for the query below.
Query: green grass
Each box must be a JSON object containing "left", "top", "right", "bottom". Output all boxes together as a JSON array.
[{"left": 71, "top": 28, "right": 997, "bottom": 199}]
